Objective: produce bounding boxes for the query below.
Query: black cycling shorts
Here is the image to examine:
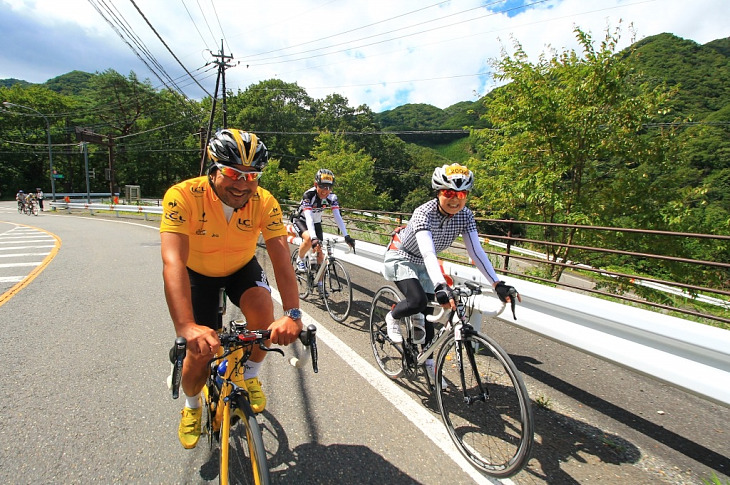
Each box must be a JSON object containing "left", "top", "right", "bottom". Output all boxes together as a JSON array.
[
  {"left": 292, "top": 218, "right": 323, "bottom": 241},
  {"left": 187, "top": 257, "right": 270, "bottom": 330}
]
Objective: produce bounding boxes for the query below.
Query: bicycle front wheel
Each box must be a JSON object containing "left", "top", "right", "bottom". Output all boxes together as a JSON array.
[
  {"left": 323, "top": 259, "right": 352, "bottom": 322},
  {"left": 31, "top": 203, "right": 39, "bottom": 216},
  {"left": 290, "top": 249, "right": 310, "bottom": 299},
  {"left": 221, "top": 398, "right": 270, "bottom": 485},
  {"left": 435, "top": 331, "right": 534, "bottom": 478},
  {"left": 369, "top": 286, "right": 405, "bottom": 378}
]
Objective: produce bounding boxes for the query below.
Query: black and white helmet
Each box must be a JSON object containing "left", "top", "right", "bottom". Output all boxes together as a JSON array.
[
  {"left": 207, "top": 129, "right": 269, "bottom": 171},
  {"left": 431, "top": 163, "right": 474, "bottom": 191},
  {"left": 315, "top": 168, "right": 335, "bottom": 186}
]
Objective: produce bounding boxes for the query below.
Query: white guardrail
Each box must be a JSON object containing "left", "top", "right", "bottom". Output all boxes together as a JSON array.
[{"left": 53, "top": 202, "right": 730, "bottom": 407}]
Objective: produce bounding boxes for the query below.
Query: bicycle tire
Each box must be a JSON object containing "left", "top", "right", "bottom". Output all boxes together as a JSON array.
[
  {"left": 221, "top": 397, "right": 270, "bottom": 485},
  {"left": 369, "top": 286, "right": 405, "bottom": 378},
  {"left": 435, "top": 331, "right": 534, "bottom": 478},
  {"left": 31, "top": 203, "right": 39, "bottom": 216},
  {"left": 323, "top": 259, "right": 352, "bottom": 322},
  {"left": 290, "top": 249, "right": 310, "bottom": 299}
]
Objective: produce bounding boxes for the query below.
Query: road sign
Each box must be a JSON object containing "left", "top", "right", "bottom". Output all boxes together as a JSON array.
[{"left": 53, "top": 174, "right": 64, "bottom": 179}]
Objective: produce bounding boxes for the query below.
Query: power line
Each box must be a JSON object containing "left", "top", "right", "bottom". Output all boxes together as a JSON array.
[
  {"left": 180, "top": 0, "right": 212, "bottom": 51},
  {"left": 128, "top": 0, "right": 212, "bottom": 97},
  {"left": 88, "top": 0, "right": 187, "bottom": 97}
]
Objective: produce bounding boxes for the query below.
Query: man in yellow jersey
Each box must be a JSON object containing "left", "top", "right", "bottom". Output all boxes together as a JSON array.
[{"left": 160, "top": 129, "right": 303, "bottom": 449}]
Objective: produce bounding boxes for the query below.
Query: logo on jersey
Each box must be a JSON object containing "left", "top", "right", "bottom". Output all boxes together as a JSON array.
[
  {"left": 236, "top": 218, "right": 254, "bottom": 232},
  {"left": 163, "top": 200, "right": 184, "bottom": 226},
  {"left": 190, "top": 185, "right": 205, "bottom": 196},
  {"left": 266, "top": 216, "right": 283, "bottom": 231}
]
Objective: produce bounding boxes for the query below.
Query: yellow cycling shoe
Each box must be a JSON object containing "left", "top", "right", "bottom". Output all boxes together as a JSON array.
[
  {"left": 244, "top": 377, "right": 266, "bottom": 413},
  {"left": 178, "top": 406, "right": 202, "bottom": 449}
]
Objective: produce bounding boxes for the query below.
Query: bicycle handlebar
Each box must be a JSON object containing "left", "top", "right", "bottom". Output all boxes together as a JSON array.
[
  {"left": 168, "top": 324, "right": 319, "bottom": 400},
  {"left": 425, "top": 280, "right": 516, "bottom": 322}
]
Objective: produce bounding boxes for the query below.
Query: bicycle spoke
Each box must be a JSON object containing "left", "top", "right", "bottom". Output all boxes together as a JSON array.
[
  {"left": 225, "top": 396, "right": 270, "bottom": 484},
  {"left": 369, "top": 286, "right": 405, "bottom": 378},
  {"left": 323, "top": 260, "right": 352, "bottom": 322},
  {"left": 435, "top": 332, "right": 534, "bottom": 478},
  {"left": 290, "top": 249, "right": 310, "bottom": 299}
]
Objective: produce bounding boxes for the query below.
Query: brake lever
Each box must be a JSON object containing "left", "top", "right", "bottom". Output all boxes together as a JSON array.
[{"left": 509, "top": 288, "right": 518, "bottom": 320}]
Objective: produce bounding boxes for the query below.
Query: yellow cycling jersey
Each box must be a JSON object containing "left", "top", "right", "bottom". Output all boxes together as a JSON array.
[{"left": 160, "top": 176, "right": 287, "bottom": 277}]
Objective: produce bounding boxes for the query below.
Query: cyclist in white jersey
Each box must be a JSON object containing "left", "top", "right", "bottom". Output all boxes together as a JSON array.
[
  {"left": 291, "top": 169, "right": 355, "bottom": 272},
  {"left": 382, "top": 163, "right": 520, "bottom": 377}
]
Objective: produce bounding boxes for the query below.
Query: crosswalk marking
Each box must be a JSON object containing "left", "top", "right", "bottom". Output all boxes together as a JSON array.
[{"left": 0, "top": 224, "right": 61, "bottom": 303}]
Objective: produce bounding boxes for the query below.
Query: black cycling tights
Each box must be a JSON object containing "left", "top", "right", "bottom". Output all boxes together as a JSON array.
[{"left": 393, "top": 278, "right": 436, "bottom": 344}]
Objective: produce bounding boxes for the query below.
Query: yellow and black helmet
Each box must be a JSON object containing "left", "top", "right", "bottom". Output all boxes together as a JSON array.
[{"left": 207, "top": 129, "right": 269, "bottom": 171}]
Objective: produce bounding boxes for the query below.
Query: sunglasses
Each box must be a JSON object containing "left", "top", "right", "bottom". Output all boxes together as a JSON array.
[
  {"left": 440, "top": 189, "right": 469, "bottom": 200},
  {"left": 317, "top": 184, "right": 332, "bottom": 191},
  {"left": 215, "top": 162, "right": 262, "bottom": 182}
]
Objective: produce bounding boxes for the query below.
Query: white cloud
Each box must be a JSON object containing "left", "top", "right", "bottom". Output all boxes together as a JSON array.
[{"left": 1, "top": 0, "right": 728, "bottom": 111}]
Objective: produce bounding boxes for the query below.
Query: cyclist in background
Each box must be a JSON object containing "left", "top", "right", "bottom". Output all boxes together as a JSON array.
[
  {"left": 382, "top": 163, "right": 521, "bottom": 379},
  {"left": 291, "top": 169, "right": 355, "bottom": 276},
  {"left": 35, "top": 188, "right": 44, "bottom": 211},
  {"left": 16, "top": 190, "right": 25, "bottom": 211},
  {"left": 160, "top": 129, "right": 303, "bottom": 450}
]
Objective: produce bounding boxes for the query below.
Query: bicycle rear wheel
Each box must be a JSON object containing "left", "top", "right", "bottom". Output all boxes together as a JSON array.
[
  {"left": 369, "top": 286, "right": 405, "bottom": 378},
  {"left": 221, "top": 397, "right": 270, "bottom": 485},
  {"left": 323, "top": 259, "right": 352, "bottom": 322},
  {"left": 435, "top": 331, "right": 533, "bottom": 478},
  {"left": 290, "top": 249, "right": 310, "bottom": 299}
]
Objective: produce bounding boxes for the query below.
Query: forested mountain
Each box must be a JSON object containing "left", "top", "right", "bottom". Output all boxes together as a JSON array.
[
  {"left": 1, "top": 31, "right": 728, "bottom": 239},
  {"left": 376, "top": 33, "right": 730, "bottom": 138}
]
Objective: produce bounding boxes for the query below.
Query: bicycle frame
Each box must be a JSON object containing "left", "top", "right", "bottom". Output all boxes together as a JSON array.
[{"left": 304, "top": 238, "right": 338, "bottom": 287}]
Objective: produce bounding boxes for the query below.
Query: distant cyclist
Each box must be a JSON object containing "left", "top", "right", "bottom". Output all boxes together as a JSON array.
[
  {"left": 35, "top": 188, "right": 44, "bottom": 211},
  {"left": 382, "top": 163, "right": 521, "bottom": 380},
  {"left": 160, "top": 129, "right": 303, "bottom": 450},
  {"left": 16, "top": 190, "right": 25, "bottom": 211},
  {"left": 290, "top": 169, "right": 355, "bottom": 275}
]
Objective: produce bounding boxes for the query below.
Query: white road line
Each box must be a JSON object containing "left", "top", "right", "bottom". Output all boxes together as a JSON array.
[
  {"left": 0, "top": 245, "right": 55, "bottom": 251},
  {"left": 0, "top": 276, "right": 24, "bottom": 283},
  {"left": 0, "top": 262, "right": 43, "bottom": 268},
  {"left": 0, "top": 253, "right": 51, "bottom": 258}
]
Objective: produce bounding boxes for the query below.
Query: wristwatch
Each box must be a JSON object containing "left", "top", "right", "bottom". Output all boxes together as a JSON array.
[{"left": 284, "top": 308, "right": 302, "bottom": 321}]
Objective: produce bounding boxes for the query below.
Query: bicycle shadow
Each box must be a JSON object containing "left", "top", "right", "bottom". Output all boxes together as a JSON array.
[
  {"left": 260, "top": 410, "right": 420, "bottom": 484},
  {"left": 385, "top": 361, "right": 641, "bottom": 483}
]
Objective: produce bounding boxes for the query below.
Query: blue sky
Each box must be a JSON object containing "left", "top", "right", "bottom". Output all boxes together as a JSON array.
[{"left": 1, "top": 0, "right": 728, "bottom": 112}]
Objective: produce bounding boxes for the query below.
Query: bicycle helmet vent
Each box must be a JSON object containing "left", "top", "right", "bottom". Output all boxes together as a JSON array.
[{"left": 207, "top": 129, "right": 269, "bottom": 171}]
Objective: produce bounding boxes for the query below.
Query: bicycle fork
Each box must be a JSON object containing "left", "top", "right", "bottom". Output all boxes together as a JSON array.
[{"left": 455, "top": 325, "right": 489, "bottom": 405}]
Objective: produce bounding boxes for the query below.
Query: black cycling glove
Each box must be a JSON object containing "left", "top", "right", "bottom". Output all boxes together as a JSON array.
[
  {"left": 344, "top": 235, "right": 355, "bottom": 247},
  {"left": 494, "top": 281, "right": 517, "bottom": 302},
  {"left": 434, "top": 283, "right": 454, "bottom": 305},
  {"left": 495, "top": 281, "right": 519, "bottom": 320},
  {"left": 311, "top": 238, "right": 321, "bottom": 250}
]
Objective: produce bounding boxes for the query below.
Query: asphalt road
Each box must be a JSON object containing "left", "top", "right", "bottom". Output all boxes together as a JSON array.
[{"left": 0, "top": 201, "right": 727, "bottom": 485}]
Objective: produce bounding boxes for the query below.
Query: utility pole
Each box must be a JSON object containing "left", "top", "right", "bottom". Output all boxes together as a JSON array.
[
  {"left": 200, "top": 40, "right": 235, "bottom": 175},
  {"left": 107, "top": 134, "right": 116, "bottom": 202},
  {"left": 74, "top": 127, "right": 114, "bottom": 202}
]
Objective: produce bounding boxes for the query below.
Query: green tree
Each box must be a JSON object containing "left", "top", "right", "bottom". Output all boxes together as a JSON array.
[
  {"left": 470, "top": 25, "right": 683, "bottom": 279},
  {"left": 0, "top": 84, "right": 72, "bottom": 197},
  {"left": 227, "top": 79, "right": 314, "bottom": 172},
  {"left": 288, "top": 133, "right": 390, "bottom": 211}
]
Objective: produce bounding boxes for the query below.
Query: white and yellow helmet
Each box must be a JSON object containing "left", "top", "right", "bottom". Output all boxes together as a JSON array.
[{"left": 431, "top": 163, "right": 474, "bottom": 191}]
